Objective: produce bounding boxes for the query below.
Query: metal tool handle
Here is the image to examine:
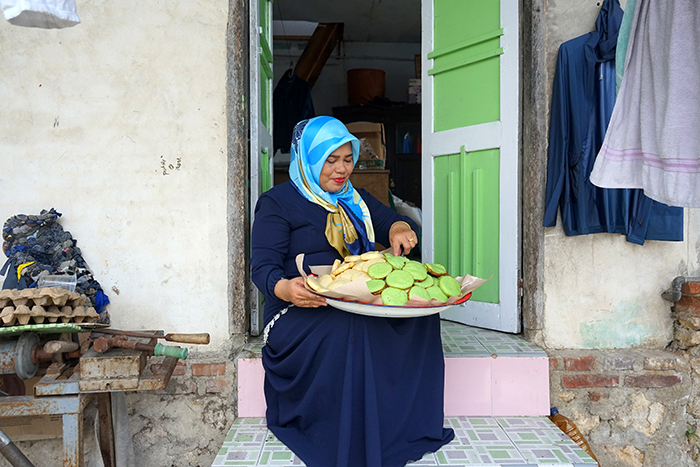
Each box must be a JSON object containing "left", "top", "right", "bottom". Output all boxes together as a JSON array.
[
  {"left": 164, "top": 333, "right": 210, "bottom": 345},
  {"left": 154, "top": 343, "right": 188, "bottom": 360},
  {"left": 0, "top": 427, "right": 35, "bottom": 467}
]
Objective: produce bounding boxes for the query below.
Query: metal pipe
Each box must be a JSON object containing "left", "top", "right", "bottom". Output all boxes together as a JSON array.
[
  {"left": 662, "top": 276, "right": 700, "bottom": 303},
  {"left": 0, "top": 427, "right": 35, "bottom": 467}
]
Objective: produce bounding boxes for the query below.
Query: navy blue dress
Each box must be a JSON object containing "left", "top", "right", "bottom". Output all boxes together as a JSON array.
[{"left": 251, "top": 182, "right": 454, "bottom": 467}]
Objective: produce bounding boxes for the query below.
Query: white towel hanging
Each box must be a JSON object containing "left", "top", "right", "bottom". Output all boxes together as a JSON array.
[{"left": 1, "top": 0, "right": 80, "bottom": 29}]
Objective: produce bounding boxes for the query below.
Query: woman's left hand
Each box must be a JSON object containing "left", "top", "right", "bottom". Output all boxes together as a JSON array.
[{"left": 389, "top": 222, "right": 417, "bottom": 256}]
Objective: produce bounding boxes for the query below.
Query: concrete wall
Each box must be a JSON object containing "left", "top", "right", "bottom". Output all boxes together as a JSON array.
[
  {"left": 541, "top": 0, "right": 700, "bottom": 350},
  {"left": 0, "top": 1, "right": 232, "bottom": 349}
]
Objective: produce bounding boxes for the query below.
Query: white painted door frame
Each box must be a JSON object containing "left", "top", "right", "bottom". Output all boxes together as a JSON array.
[
  {"left": 421, "top": 0, "right": 521, "bottom": 332},
  {"left": 249, "top": 0, "right": 273, "bottom": 336}
]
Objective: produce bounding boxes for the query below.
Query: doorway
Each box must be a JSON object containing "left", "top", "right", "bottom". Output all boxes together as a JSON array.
[
  {"left": 248, "top": 0, "right": 524, "bottom": 336},
  {"left": 270, "top": 3, "right": 423, "bottom": 215}
]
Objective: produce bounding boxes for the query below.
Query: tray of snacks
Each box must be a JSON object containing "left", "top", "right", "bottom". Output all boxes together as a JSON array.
[{"left": 297, "top": 251, "right": 487, "bottom": 318}]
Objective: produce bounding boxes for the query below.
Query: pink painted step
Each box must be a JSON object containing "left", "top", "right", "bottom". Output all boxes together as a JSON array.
[{"left": 237, "top": 321, "right": 550, "bottom": 418}]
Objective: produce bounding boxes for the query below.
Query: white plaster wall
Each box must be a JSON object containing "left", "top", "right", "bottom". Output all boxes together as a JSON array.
[
  {"left": 542, "top": 0, "right": 699, "bottom": 349},
  {"left": 0, "top": 1, "right": 231, "bottom": 349}
]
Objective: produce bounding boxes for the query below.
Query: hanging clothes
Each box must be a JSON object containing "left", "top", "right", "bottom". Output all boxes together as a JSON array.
[
  {"left": 273, "top": 69, "right": 316, "bottom": 154},
  {"left": 1, "top": 0, "right": 79, "bottom": 28},
  {"left": 615, "top": 0, "right": 637, "bottom": 94},
  {"left": 543, "top": 0, "right": 683, "bottom": 245},
  {"left": 590, "top": 0, "right": 700, "bottom": 208}
]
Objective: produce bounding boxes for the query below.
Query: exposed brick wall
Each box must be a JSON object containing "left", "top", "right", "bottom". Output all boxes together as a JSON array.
[
  {"left": 144, "top": 357, "right": 235, "bottom": 397},
  {"left": 548, "top": 348, "right": 698, "bottom": 466}
]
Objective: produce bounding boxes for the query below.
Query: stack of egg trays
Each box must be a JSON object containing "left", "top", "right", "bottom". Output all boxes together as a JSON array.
[{"left": 0, "top": 288, "right": 98, "bottom": 326}]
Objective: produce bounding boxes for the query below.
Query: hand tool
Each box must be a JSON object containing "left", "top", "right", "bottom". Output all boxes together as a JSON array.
[
  {"left": 92, "top": 336, "right": 188, "bottom": 360},
  {"left": 93, "top": 329, "right": 209, "bottom": 345}
]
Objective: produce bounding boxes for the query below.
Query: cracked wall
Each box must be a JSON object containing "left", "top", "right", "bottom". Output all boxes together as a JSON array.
[
  {"left": 0, "top": 0, "right": 232, "bottom": 349},
  {"left": 541, "top": 0, "right": 700, "bottom": 350}
]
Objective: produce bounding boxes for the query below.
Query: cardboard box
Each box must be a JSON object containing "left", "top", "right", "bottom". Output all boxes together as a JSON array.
[
  {"left": 345, "top": 122, "right": 386, "bottom": 162},
  {"left": 0, "top": 415, "right": 62, "bottom": 441},
  {"left": 356, "top": 159, "right": 384, "bottom": 169}
]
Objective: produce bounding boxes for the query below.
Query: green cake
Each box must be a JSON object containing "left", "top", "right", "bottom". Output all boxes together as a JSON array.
[
  {"left": 366, "top": 279, "right": 386, "bottom": 295},
  {"left": 385, "top": 270, "right": 414, "bottom": 290},
  {"left": 381, "top": 287, "right": 409, "bottom": 306}
]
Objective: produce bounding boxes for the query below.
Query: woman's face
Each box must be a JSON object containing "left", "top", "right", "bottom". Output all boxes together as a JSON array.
[{"left": 319, "top": 142, "right": 354, "bottom": 193}]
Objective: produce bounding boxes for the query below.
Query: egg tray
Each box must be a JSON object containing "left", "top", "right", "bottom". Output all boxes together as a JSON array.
[{"left": 0, "top": 287, "right": 97, "bottom": 326}]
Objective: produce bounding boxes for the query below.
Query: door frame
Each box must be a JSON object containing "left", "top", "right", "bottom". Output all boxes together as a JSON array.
[
  {"left": 231, "top": 0, "right": 548, "bottom": 339},
  {"left": 421, "top": 0, "right": 522, "bottom": 333}
]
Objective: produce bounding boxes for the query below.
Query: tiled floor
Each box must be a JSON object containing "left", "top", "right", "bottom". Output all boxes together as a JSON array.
[
  {"left": 211, "top": 416, "right": 597, "bottom": 467},
  {"left": 241, "top": 320, "right": 548, "bottom": 359},
  {"left": 439, "top": 321, "right": 547, "bottom": 358}
]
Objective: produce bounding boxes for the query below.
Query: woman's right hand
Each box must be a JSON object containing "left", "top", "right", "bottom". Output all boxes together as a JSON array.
[{"left": 274, "top": 277, "right": 327, "bottom": 308}]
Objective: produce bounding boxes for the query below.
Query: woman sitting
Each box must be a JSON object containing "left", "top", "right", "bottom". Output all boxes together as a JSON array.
[{"left": 251, "top": 116, "right": 454, "bottom": 467}]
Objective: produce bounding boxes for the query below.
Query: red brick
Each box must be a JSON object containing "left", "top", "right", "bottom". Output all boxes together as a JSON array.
[
  {"left": 151, "top": 361, "right": 187, "bottom": 376},
  {"left": 676, "top": 295, "right": 700, "bottom": 317},
  {"left": 192, "top": 363, "right": 226, "bottom": 376},
  {"left": 564, "top": 356, "right": 596, "bottom": 371},
  {"left": 643, "top": 357, "right": 676, "bottom": 371},
  {"left": 588, "top": 391, "right": 610, "bottom": 401},
  {"left": 154, "top": 381, "right": 197, "bottom": 395},
  {"left": 604, "top": 356, "right": 635, "bottom": 371},
  {"left": 561, "top": 375, "right": 619, "bottom": 388},
  {"left": 549, "top": 358, "right": 558, "bottom": 371},
  {"left": 205, "top": 379, "right": 230, "bottom": 393},
  {"left": 681, "top": 282, "right": 700, "bottom": 295},
  {"left": 625, "top": 375, "right": 682, "bottom": 388}
]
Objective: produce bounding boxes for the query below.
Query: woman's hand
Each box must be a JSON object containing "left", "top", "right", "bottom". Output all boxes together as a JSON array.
[
  {"left": 389, "top": 221, "right": 417, "bottom": 256},
  {"left": 274, "top": 277, "right": 327, "bottom": 308}
]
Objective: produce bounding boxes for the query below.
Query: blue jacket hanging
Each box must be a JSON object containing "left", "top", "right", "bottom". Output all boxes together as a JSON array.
[{"left": 543, "top": 0, "right": 683, "bottom": 245}]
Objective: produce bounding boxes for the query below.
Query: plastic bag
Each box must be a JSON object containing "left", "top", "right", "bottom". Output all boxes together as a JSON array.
[{"left": 1, "top": 0, "right": 80, "bottom": 29}]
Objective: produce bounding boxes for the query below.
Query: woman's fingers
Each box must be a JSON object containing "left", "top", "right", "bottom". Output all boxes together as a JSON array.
[
  {"left": 391, "top": 230, "right": 417, "bottom": 256},
  {"left": 291, "top": 277, "right": 327, "bottom": 307}
]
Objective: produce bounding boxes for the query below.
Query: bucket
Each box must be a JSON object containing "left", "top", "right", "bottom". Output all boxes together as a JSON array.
[{"left": 347, "top": 69, "right": 385, "bottom": 105}]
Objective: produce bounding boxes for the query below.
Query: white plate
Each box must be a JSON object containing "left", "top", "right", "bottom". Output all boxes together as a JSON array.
[{"left": 325, "top": 297, "right": 453, "bottom": 318}]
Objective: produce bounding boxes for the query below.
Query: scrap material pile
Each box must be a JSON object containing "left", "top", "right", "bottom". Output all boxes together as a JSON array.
[
  {"left": 0, "top": 287, "right": 98, "bottom": 326},
  {"left": 1, "top": 208, "right": 109, "bottom": 322}
]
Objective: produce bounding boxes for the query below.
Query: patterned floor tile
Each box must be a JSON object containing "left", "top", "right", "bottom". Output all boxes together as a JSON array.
[
  {"left": 258, "top": 432, "right": 307, "bottom": 465},
  {"left": 504, "top": 429, "right": 597, "bottom": 465},
  {"left": 440, "top": 323, "right": 490, "bottom": 357},
  {"left": 473, "top": 333, "right": 546, "bottom": 357},
  {"left": 446, "top": 417, "right": 501, "bottom": 429},
  {"left": 440, "top": 321, "right": 546, "bottom": 358},
  {"left": 496, "top": 417, "right": 555, "bottom": 430},
  {"left": 245, "top": 321, "right": 545, "bottom": 360},
  {"left": 442, "top": 341, "right": 492, "bottom": 357},
  {"left": 441, "top": 321, "right": 481, "bottom": 333},
  {"left": 406, "top": 451, "right": 438, "bottom": 465},
  {"left": 435, "top": 441, "right": 526, "bottom": 465},
  {"left": 213, "top": 417, "right": 594, "bottom": 466}
]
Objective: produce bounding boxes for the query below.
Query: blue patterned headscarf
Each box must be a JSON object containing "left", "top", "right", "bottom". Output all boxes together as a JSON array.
[{"left": 289, "top": 116, "right": 375, "bottom": 257}]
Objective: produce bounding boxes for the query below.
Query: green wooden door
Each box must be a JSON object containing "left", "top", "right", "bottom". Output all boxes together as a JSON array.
[
  {"left": 422, "top": 0, "right": 520, "bottom": 332},
  {"left": 250, "top": 0, "right": 273, "bottom": 336}
]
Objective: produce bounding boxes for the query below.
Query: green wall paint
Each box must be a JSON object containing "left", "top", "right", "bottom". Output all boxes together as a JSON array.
[
  {"left": 434, "top": 147, "right": 500, "bottom": 302},
  {"left": 579, "top": 301, "right": 659, "bottom": 348}
]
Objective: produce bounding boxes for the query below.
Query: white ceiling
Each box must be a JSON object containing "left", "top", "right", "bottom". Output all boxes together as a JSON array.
[{"left": 273, "top": 0, "right": 421, "bottom": 43}]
